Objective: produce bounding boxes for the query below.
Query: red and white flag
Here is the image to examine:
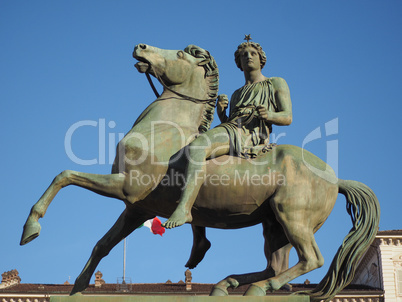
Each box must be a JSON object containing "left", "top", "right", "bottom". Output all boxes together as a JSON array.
[{"left": 142, "top": 217, "right": 165, "bottom": 236}]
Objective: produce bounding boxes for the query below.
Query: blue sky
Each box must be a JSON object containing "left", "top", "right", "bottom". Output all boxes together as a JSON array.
[{"left": 1, "top": 0, "right": 401, "bottom": 289}]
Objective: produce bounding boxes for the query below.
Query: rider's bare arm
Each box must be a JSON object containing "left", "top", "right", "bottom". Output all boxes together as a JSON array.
[
  {"left": 257, "top": 77, "right": 292, "bottom": 126},
  {"left": 216, "top": 94, "right": 229, "bottom": 123}
]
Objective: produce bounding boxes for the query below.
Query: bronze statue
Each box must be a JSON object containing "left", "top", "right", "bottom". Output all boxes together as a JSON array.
[{"left": 20, "top": 42, "right": 380, "bottom": 302}]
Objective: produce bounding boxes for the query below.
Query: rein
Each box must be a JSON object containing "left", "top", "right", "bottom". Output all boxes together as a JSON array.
[
  {"left": 145, "top": 65, "right": 216, "bottom": 105},
  {"left": 145, "top": 72, "right": 160, "bottom": 98}
]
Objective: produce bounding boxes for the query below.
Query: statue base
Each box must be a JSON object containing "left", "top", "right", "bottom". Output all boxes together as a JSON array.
[{"left": 50, "top": 295, "right": 309, "bottom": 302}]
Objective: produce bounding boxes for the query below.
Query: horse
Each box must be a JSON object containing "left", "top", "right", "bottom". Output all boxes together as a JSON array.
[{"left": 20, "top": 43, "right": 380, "bottom": 302}]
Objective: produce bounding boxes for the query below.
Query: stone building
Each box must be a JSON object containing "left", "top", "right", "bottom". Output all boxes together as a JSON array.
[{"left": 351, "top": 230, "right": 402, "bottom": 302}]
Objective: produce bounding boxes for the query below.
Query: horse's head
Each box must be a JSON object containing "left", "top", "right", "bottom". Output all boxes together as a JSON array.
[{"left": 133, "top": 44, "right": 218, "bottom": 101}]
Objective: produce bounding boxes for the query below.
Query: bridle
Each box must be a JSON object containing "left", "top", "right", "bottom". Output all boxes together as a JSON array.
[{"left": 145, "top": 65, "right": 216, "bottom": 106}]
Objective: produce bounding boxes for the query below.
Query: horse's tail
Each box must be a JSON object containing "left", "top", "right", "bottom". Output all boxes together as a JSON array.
[{"left": 308, "top": 179, "right": 380, "bottom": 302}]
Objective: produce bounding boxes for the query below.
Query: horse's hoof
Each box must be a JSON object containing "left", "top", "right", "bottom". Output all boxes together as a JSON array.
[
  {"left": 210, "top": 285, "right": 229, "bottom": 296},
  {"left": 20, "top": 221, "right": 41, "bottom": 245},
  {"left": 281, "top": 283, "right": 292, "bottom": 291},
  {"left": 244, "top": 284, "right": 266, "bottom": 296},
  {"left": 70, "top": 284, "right": 84, "bottom": 296}
]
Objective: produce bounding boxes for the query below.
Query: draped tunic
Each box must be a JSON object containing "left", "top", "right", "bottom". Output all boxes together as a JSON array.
[{"left": 217, "top": 78, "right": 277, "bottom": 158}]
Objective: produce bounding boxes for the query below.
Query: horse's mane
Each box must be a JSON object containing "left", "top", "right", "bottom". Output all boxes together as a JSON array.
[{"left": 184, "top": 45, "right": 219, "bottom": 133}]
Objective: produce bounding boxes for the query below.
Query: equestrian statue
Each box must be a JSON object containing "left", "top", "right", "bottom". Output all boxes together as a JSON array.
[{"left": 20, "top": 39, "right": 380, "bottom": 302}]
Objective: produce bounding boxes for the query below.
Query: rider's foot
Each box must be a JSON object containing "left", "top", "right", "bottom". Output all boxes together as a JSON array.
[{"left": 162, "top": 208, "right": 192, "bottom": 229}]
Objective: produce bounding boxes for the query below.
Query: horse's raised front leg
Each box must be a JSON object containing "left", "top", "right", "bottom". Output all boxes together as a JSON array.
[
  {"left": 185, "top": 225, "right": 211, "bottom": 269},
  {"left": 21, "top": 170, "right": 127, "bottom": 245},
  {"left": 71, "top": 207, "right": 149, "bottom": 295}
]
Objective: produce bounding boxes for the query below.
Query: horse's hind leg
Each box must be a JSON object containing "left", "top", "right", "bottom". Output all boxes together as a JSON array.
[
  {"left": 21, "top": 171, "right": 127, "bottom": 245},
  {"left": 210, "top": 219, "right": 291, "bottom": 296},
  {"left": 244, "top": 214, "right": 324, "bottom": 296},
  {"left": 262, "top": 219, "right": 291, "bottom": 279},
  {"left": 71, "top": 207, "right": 150, "bottom": 295},
  {"left": 185, "top": 225, "right": 211, "bottom": 269}
]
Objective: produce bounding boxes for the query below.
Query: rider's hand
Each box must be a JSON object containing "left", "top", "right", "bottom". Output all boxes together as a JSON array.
[
  {"left": 217, "top": 94, "right": 229, "bottom": 116},
  {"left": 256, "top": 105, "right": 269, "bottom": 121}
]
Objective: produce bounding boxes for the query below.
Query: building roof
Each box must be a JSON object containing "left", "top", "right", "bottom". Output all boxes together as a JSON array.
[
  {"left": 0, "top": 281, "right": 383, "bottom": 296},
  {"left": 377, "top": 229, "right": 402, "bottom": 236}
]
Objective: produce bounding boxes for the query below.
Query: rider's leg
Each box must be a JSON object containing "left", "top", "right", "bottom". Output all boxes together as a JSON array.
[{"left": 162, "top": 127, "right": 230, "bottom": 229}]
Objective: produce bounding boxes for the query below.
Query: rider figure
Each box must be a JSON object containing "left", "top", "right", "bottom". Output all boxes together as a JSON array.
[{"left": 162, "top": 40, "right": 293, "bottom": 229}]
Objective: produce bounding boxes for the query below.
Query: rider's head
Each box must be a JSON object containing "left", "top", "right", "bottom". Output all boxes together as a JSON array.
[{"left": 234, "top": 42, "right": 267, "bottom": 71}]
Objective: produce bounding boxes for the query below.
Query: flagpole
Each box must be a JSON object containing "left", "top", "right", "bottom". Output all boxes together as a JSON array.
[{"left": 123, "top": 238, "right": 126, "bottom": 283}]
